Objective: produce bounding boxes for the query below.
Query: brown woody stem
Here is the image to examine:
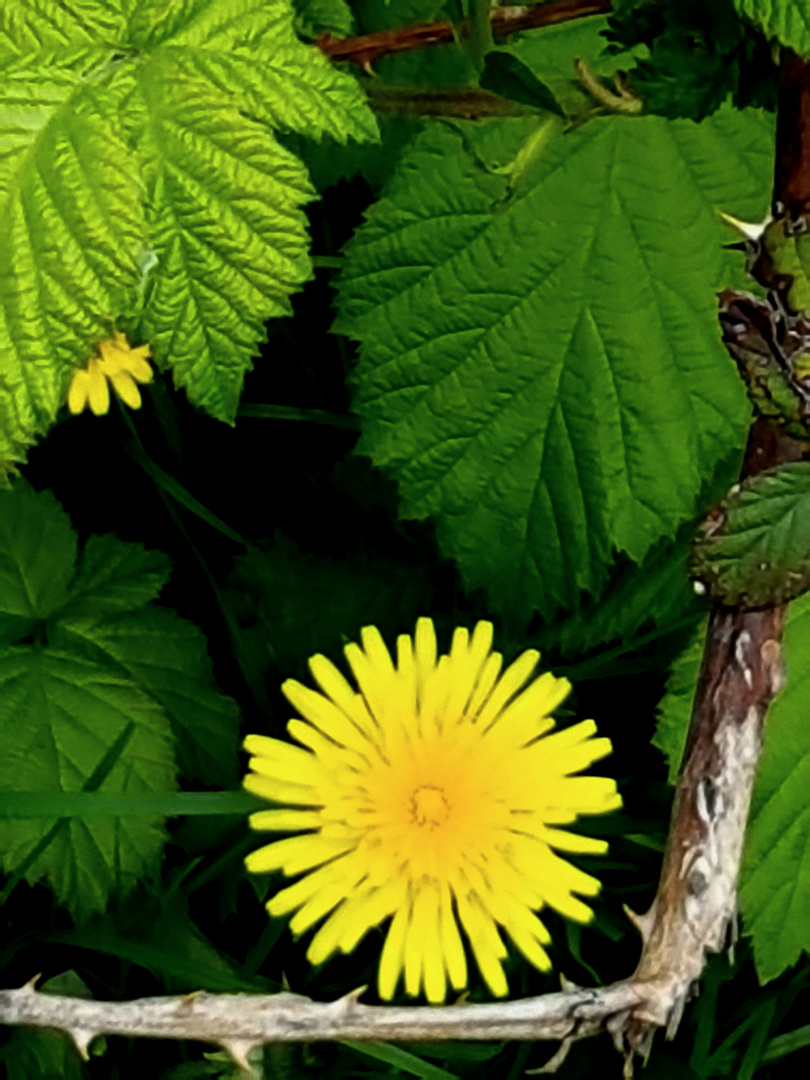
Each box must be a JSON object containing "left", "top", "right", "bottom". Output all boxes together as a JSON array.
[{"left": 317, "top": 1, "right": 612, "bottom": 69}]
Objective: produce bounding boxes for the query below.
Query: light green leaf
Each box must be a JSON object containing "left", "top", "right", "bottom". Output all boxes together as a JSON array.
[
  {"left": 61, "top": 533, "right": 173, "bottom": 619},
  {"left": 692, "top": 462, "right": 810, "bottom": 607},
  {"left": 0, "top": 74, "right": 146, "bottom": 472},
  {"left": 53, "top": 606, "right": 242, "bottom": 787},
  {"left": 740, "top": 592, "right": 810, "bottom": 981},
  {"left": 734, "top": 0, "right": 810, "bottom": 57},
  {"left": 127, "top": 0, "right": 377, "bottom": 144},
  {"left": 128, "top": 62, "right": 316, "bottom": 420},
  {"left": 0, "top": 483, "right": 76, "bottom": 641},
  {"left": 0, "top": 1, "right": 125, "bottom": 67},
  {"left": 335, "top": 107, "right": 773, "bottom": 618},
  {"left": 0, "top": 646, "right": 176, "bottom": 920},
  {"left": 0, "top": 0, "right": 378, "bottom": 472}
]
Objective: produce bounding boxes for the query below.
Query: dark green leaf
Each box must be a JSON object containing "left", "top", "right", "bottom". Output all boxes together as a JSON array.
[
  {"left": 0, "top": 483, "right": 76, "bottom": 641},
  {"left": 0, "top": 646, "right": 176, "bottom": 920},
  {"left": 479, "top": 52, "right": 563, "bottom": 115},
  {"left": 53, "top": 606, "right": 242, "bottom": 788},
  {"left": 691, "top": 462, "right": 810, "bottom": 607}
]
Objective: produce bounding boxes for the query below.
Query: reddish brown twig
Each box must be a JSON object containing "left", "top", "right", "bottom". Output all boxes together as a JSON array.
[{"left": 317, "top": 1, "right": 612, "bottom": 69}]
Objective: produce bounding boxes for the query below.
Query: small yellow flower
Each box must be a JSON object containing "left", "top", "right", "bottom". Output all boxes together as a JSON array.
[
  {"left": 67, "top": 332, "right": 153, "bottom": 416},
  {"left": 243, "top": 618, "right": 621, "bottom": 1003}
]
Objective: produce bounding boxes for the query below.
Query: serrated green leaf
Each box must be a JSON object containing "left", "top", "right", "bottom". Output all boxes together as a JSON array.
[
  {"left": 128, "top": 63, "right": 315, "bottom": 420},
  {"left": 0, "top": 73, "right": 146, "bottom": 471},
  {"left": 62, "top": 533, "right": 173, "bottom": 618},
  {"left": 128, "top": 0, "right": 378, "bottom": 144},
  {"left": 692, "top": 462, "right": 810, "bottom": 607},
  {"left": 0, "top": 646, "right": 176, "bottom": 920},
  {"left": 0, "top": 483, "right": 76, "bottom": 641},
  {"left": 53, "top": 606, "right": 242, "bottom": 787},
  {"left": 335, "top": 107, "right": 773, "bottom": 618},
  {"left": 734, "top": 0, "right": 810, "bottom": 57},
  {"left": 741, "top": 592, "right": 810, "bottom": 980},
  {"left": 0, "top": 0, "right": 125, "bottom": 67},
  {"left": 0, "top": 0, "right": 378, "bottom": 472}
]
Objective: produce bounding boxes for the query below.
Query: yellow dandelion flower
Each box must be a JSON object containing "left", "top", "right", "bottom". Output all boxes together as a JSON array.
[
  {"left": 243, "top": 618, "right": 621, "bottom": 1004},
  {"left": 67, "top": 332, "right": 153, "bottom": 416}
]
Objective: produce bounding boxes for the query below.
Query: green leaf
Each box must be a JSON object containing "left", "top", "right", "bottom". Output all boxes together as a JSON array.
[
  {"left": 692, "top": 462, "right": 810, "bottom": 607},
  {"left": 343, "top": 1041, "right": 459, "bottom": 1080},
  {"left": 0, "top": 646, "right": 176, "bottom": 920},
  {"left": 53, "top": 606, "right": 242, "bottom": 787},
  {"left": 0, "top": 0, "right": 378, "bottom": 472},
  {"left": 740, "top": 591, "right": 810, "bottom": 981},
  {"left": 62, "top": 533, "right": 173, "bottom": 619},
  {"left": 605, "top": 0, "right": 779, "bottom": 121},
  {"left": 0, "top": 72, "right": 146, "bottom": 472},
  {"left": 335, "top": 107, "right": 773, "bottom": 618},
  {"left": 479, "top": 52, "right": 564, "bottom": 115},
  {"left": 0, "top": 1, "right": 125, "bottom": 66},
  {"left": 0, "top": 480, "right": 240, "bottom": 803},
  {"left": 509, "top": 13, "right": 636, "bottom": 118},
  {"left": 544, "top": 534, "right": 705, "bottom": 659},
  {"left": 734, "top": 0, "right": 810, "bottom": 57},
  {"left": 653, "top": 620, "right": 707, "bottom": 783},
  {"left": 128, "top": 64, "right": 316, "bottom": 421},
  {"left": 0, "top": 483, "right": 76, "bottom": 641},
  {"left": 127, "top": 0, "right": 377, "bottom": 144},
  {"left": 1, "top": 1027, "right": 88, "bottom": 1080}
]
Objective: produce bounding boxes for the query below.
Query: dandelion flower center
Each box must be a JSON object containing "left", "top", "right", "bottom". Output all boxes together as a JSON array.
[
  {"left": 243, "top": 617, "right": 621, "bottom": 1004},
  {"left": 410, "top": 786, "right": 450, "bottom": 829}
]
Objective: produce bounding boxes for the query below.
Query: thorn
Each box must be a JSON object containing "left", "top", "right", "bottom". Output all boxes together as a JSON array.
[
  {"left": 21, "top": 973, "right": 42, "bottom": 991},
  {"left": 718, "top": 209, "right": 772, "bottom": 241},
  {"left": 221, "top": 1039, "right": 262, "bottom": 1074},
  {"left": 178, "top": 990, "right": 205, "bottom": 1013},
  {"left": 559, "top": 972, "right": 578, "bottom": 991},
  {"left": 623, "top": 904, "right": 655, "bottom": 941},
  {"left": 68, "top": 1028, "right": 95, "bottom": 1060},
  {"left": 337, "top": 985, "right": 368, "bottom": 1009}
]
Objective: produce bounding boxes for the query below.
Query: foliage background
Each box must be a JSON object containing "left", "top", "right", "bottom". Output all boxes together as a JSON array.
[{"left": 3, "top": 0, "right": 810, "bottom": 1076}]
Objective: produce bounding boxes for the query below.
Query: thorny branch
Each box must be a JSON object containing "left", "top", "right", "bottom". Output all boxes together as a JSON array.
[
  {"left": 317, "top": 1, "right": 611, "bottom": 69},
  {"left": 4, "top": 29, "right": 810, "bottom": 1080}
]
